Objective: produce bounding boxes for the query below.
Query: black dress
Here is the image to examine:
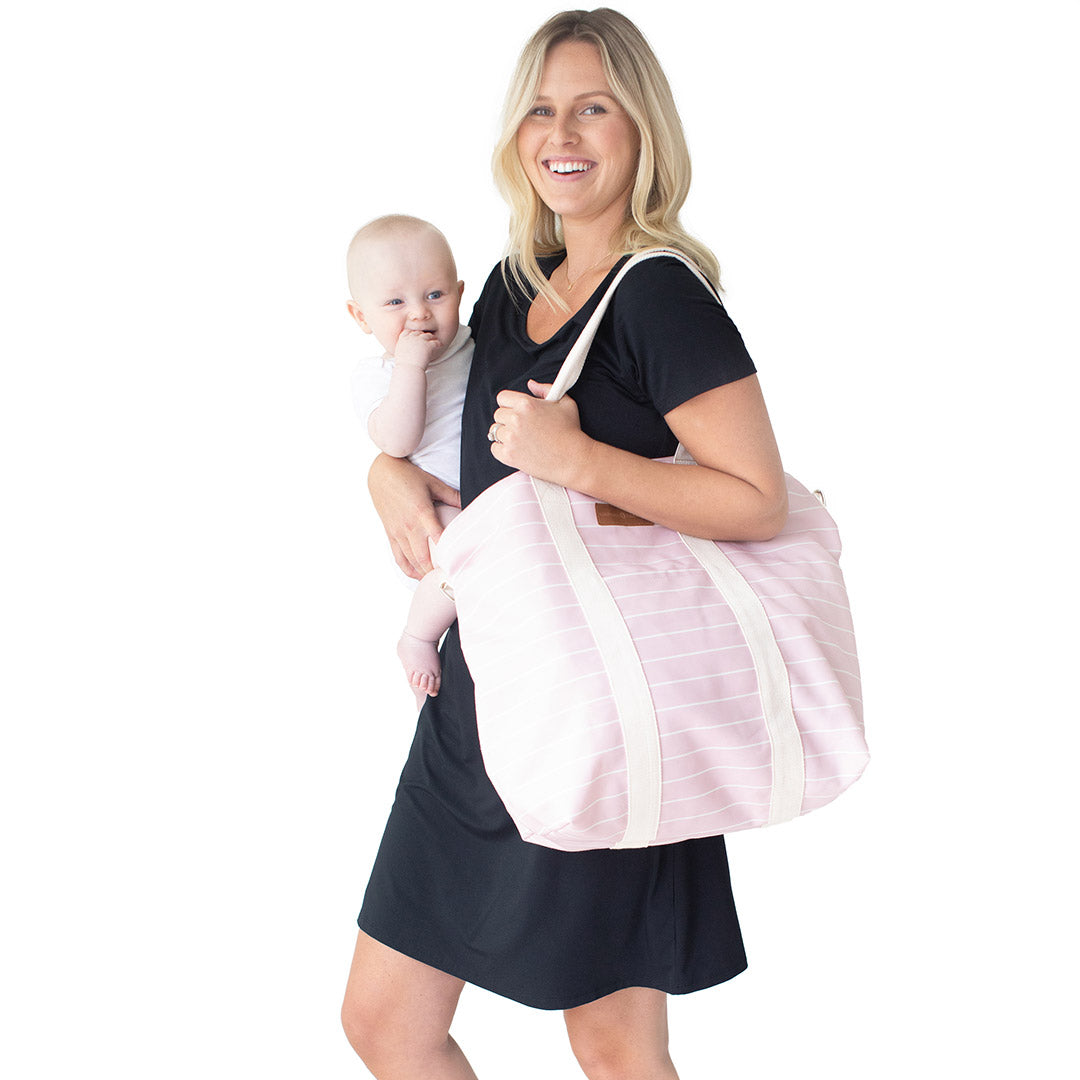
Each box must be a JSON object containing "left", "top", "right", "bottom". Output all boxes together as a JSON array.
[{"left": 358, "top": 253, "right": 758, "bottom": 1010}]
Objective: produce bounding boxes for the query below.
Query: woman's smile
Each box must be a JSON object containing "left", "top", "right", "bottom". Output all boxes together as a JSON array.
[{"left": 543, "top": 157, "right": 597, "bottom": 177}]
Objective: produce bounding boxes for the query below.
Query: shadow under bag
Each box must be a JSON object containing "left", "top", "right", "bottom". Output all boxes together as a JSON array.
[{"left": 435, "top": 249, "right": 869, "bottom": 852}]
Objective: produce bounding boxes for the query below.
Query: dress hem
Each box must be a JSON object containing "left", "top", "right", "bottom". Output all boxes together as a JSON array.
[{"left": 357, "top": 913, "right": 748, "bottom": 1012}]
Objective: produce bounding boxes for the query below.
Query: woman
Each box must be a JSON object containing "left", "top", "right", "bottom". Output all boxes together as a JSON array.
[{"left": 342, "top": 10, "right": 787, "bottom": 1079}]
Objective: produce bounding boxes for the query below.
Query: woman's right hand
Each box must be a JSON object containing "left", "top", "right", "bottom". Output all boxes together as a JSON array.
[{"left": 367, "top": 454, "right": 461, "bottom": 580}]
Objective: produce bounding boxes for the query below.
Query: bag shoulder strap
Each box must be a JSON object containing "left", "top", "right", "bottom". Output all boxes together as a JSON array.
[{"left": 545, "top": 248, "right": 720, "bottom": 404}]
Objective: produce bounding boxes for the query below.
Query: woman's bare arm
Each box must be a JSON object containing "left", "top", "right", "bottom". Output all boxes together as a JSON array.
[
  {"left": 367, "top": 453, "right": 461, "bottom": 579},
  {"left": 490, "top": 375, "right": 787, "bottom": 542}
]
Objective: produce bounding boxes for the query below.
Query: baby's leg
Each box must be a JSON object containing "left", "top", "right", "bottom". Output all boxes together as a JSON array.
[{"left": 397, "top": 568, "right": 457, "bottom": 709}]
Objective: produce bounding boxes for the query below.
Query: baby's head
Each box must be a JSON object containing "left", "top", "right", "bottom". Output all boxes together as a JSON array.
[{"left": 346, "top": 215, "right": 464, "bottom": 362}]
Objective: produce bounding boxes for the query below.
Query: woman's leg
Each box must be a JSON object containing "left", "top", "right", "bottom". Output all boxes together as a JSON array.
[
  {"left": 341, "top": 930, "right": 477, "bottom": 1079},
  {"left": 564, "top": 987, "right": 679, "bottom": 1080}
]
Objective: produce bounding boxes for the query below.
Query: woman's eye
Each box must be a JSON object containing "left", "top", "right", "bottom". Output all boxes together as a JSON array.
[
  {"left": 529, "top": 106, "right": 554, "bottom": 117},
  {"left": 582, "top": 103, "right": 607, "bottom": 116}
]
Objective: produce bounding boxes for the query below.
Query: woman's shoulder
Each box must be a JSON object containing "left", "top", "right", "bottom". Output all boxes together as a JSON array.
[
  {"left": 476, "top": 260, "right": 508, "bottom": 299},
  {"left": 607, "top": 250, "right": 756, "bottom": 394},
  {"left": 609, "top": 252, "right": 739, "bottom": 343},
  {"left": 473, "top": 258, "right": 543, "bottom": 308},
  {"left": 469, "top": 262, "right": 510, "bottom": 334},
  {"left": 613, "top": 252, "right": 721, "bottom": 311}
]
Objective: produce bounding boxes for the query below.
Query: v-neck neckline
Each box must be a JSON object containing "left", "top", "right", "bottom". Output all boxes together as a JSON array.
[{"left": 523, "top": 254, "right": 632, "bottom": 346}]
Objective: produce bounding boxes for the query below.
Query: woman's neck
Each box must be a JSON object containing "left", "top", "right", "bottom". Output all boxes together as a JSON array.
[
  {"left": 560, "top": 212, "right": 625, "bottom": 275},
  {"left": 558, "top": 220, "right": 625, "bottom": 293}
]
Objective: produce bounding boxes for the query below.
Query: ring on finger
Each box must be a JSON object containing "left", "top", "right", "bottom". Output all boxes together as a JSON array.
[{"left": 487, "top": 422, "right": 500, "bottom": 443}]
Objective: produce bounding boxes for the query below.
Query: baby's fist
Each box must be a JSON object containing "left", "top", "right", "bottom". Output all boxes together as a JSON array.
[{"left": 394, "top": 330, "right": 443, "bottom": 369}]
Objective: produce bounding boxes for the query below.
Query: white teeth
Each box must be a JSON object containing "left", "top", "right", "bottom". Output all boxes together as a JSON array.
[{"left": 547, "top": 160, "right": 591, "bottom": 174}]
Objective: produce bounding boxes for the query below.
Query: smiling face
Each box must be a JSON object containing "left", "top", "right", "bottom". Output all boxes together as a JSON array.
[
  {"left": 347, "top": 227, "right": 464, "bottom": 360},
  {"left": 515, "top": 38, "right": 641, "bottom": 236}
]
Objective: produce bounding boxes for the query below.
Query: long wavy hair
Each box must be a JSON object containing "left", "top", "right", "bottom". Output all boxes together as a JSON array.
[{"left": 492, "top": 8, "right": 720, "bottom": 309}]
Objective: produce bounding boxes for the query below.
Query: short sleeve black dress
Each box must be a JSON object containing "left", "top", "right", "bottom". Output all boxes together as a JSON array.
[{"left": 358, "top": 253, "right": 758, "bottom": 1010}]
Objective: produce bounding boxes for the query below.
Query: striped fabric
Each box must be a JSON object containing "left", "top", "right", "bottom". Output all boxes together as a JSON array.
[
  {"left": 435, "top": 471, "right": 867, "bottom": 851},
  {"left": 435, "top": 248, "right": 867, "bottom": 851}
]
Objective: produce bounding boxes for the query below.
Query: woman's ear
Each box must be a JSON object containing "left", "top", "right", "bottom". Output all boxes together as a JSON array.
[{"left": 346, "top": 300, "right": 371, "bottom": 333}]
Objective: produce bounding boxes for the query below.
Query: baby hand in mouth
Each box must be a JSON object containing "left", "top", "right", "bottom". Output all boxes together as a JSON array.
[{"left": 395, "top": 329, "right": 443, "bottom": 369}]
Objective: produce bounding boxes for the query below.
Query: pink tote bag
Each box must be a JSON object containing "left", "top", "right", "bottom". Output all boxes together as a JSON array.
[{"left": 435, "top": 250, "right": 868, "bottom": 851}]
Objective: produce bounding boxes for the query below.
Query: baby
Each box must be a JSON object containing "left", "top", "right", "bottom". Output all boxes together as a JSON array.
[{"left": 347, "top": 215, "right": 467, "bottom": 707}]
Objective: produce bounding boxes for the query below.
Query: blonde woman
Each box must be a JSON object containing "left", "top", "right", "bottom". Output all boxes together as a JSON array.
[{"left": 343, "top": 10, "right": 787, "bottom": 1079}]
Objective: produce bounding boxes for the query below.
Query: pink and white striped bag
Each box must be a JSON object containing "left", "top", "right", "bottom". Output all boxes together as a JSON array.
[{"left": 435, "top": 250, "right": 868, "bottom": 851}]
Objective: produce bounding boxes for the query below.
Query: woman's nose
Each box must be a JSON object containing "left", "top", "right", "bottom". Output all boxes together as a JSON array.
[{"left": 550, "top": 114, "right": 579, "bottom": 145}]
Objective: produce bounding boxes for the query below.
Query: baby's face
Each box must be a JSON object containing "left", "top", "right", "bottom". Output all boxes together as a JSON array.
[{"left": 350, "top": 232, "right": 463, "bottom": 361}]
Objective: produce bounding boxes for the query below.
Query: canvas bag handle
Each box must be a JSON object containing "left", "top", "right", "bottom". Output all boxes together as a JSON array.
[{"left": 544, "top": 247, "right": 722, "bottom": 411}]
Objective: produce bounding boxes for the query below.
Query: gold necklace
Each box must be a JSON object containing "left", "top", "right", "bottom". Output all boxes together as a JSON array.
[{"left": 561, "top": 254, "right": 613, "bottom": 293}]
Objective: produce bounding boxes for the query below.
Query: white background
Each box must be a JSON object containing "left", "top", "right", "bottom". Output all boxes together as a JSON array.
[{"left": 2, "top": 1, "right": 1076, "bottom": 1076}]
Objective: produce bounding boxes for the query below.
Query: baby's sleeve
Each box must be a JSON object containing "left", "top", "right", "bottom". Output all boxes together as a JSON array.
[{"left": 350, "top": 355, "right": 395, "bottom": 428}]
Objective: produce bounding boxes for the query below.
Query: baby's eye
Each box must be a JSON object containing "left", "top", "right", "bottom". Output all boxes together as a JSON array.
[
  {"left": 385, "top": 298, "right": 403, "bottom": 306},
  {"left": 426, "top": 290, "right": 445, "bottom": 301}
]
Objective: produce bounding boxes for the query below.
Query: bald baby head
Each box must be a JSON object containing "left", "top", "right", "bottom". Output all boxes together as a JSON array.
[
  {"left": 347, "top": 215, "right": 457, "bottom": 303},
  {"left": 346, "top": 215, "right": 464, "bottom": 361}
]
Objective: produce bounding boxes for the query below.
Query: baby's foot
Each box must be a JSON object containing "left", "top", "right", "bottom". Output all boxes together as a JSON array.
[{"left": 397, "top": 631, "right": 442, "bottom": 710}]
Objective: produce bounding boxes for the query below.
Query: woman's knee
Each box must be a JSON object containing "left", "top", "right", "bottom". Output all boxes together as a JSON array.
[
  {"left": 340, "top": 931, "right": 464, "bottom": 1069},
  {"left": 569, "top": 1034, "right": 675, "bottom": 1080},
  {"left": 568, "top": 1030, "right": 633, "bottom": 1080},
  {"left": 340, "top": 983, "right": 391, "bottom": 1062},
  {"left": 342, "top": 978, "right": 457, "bottom": 1072},
  {"left": 564, "top": 988, "right": 677, "bottom": 1080}
]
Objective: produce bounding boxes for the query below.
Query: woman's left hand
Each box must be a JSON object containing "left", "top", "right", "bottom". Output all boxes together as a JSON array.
[{"left": 489, "top": 380, "right": 595, "bottom": 487}]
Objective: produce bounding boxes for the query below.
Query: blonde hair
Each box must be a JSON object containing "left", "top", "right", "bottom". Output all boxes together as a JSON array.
[
  {"left": 346, "top": 214, "right": 456, "bottom": 302},
  {"left": 492, "top": 8, "right": 720, "bottom": 309}
]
